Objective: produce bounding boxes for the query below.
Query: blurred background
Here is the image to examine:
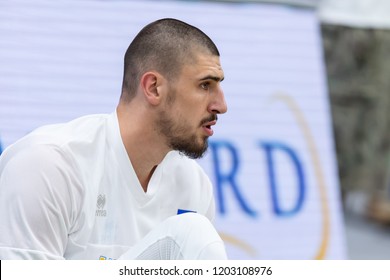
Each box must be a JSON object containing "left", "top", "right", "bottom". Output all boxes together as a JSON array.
[
  {"left": 1, "top": 0, "right": 390, "bottom": 259},
  {"left": 320, "top": 0, "right": 390, "bottom": 259}
]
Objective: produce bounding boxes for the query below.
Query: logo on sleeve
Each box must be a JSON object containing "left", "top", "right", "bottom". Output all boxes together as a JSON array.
[
  {"left": 96, "top": 194, "right": 107, "bottom": 217},
  {"left": 177, "top": 209, "right": 197, "bottom": 215}
]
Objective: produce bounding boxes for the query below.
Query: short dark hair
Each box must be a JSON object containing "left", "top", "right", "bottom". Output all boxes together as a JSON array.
[{"left": 120, "top": 18, "right": 220, "bottom": 102}]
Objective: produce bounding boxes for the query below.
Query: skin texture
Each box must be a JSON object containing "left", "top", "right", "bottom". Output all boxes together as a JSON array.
[{"left": 116, "top": 51, "right": 227, "bottom": 192}]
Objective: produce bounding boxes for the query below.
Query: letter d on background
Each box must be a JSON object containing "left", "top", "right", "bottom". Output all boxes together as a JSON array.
[{"left": 260, "top": 141, "right": 306, "bottom": 217}]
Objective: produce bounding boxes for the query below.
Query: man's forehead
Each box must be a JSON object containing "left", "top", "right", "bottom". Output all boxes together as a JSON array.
[{"left": 184, "top": 53, "right": 224, "bottom": 79}]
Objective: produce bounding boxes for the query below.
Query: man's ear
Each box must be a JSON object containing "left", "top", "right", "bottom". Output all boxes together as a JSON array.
[{"left": 140, "top": 71, "right": 165, "bottom": 106}]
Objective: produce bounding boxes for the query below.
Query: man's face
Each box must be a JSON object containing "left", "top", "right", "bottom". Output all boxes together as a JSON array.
[{"left": 157, "top": 52, "right": 227, "bottom": 159}]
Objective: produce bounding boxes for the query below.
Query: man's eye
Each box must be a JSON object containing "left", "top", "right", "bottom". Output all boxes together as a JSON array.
[{"left": 201, "top": 82, "right": 210, "bottom": 90}]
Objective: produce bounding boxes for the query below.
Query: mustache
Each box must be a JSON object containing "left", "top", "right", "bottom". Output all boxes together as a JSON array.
[{"left": 200, "top": 114, "right": 218, "bottom": 126}]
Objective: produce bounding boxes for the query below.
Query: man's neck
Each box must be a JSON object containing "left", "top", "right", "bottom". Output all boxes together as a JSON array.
[{"left": 116, "top": 105, "right": 169, "bottom": 192}]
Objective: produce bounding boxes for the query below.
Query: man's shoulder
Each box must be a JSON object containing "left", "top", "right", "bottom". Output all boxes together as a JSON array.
[
  {"left": 163, "top": 151, "right": 211, "bottom": 185},
  {"left": 17, "top": 113, "right": 110, "bottom": 148},
  {"left": 33, "top": 113, "right": 111, "bottom": 140},
  {"left": 166, "top": 151, "right": 204, "bottom": 171},
  {"left": 1, "top": 113, "right": 113, "bottom": 170}
]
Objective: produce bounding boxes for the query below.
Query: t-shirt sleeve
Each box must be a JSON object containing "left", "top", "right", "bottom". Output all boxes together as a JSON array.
[{"left": 0, "top": 145, "right": 78, "bottom": 259}]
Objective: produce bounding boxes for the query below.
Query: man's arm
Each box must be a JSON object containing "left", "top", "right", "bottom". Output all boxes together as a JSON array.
[{"left": 0, "top": 145, "right": 76, "bottom": 259}]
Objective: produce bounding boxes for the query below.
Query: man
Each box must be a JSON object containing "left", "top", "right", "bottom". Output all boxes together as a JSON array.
[{"left": 0, "top": 18, "right": 228, "bottom": 259}]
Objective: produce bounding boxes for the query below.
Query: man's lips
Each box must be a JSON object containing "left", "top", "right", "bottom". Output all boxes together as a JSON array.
[
  {"left": 202, "top": 120, "right": 217, "bottom": 136},
  {"left": 203, "top": 120, "right": 217, "bottom": 128}
]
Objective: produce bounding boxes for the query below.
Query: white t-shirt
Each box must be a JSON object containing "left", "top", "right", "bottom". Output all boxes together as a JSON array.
[{"left": 0, "top": 112, "right": 215, "bottom": 260}]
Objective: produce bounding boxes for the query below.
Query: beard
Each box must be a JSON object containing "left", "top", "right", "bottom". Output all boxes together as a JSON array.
[{"left": 156, "top": 109, "right": 216, "bottom": 159}]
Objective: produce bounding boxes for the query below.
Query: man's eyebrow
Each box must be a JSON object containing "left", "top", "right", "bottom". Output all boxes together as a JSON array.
[{"left": 199, "top": 75, "right": 224, "bottom": 82}]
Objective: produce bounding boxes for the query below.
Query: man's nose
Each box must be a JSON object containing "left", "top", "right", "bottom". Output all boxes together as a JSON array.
[{"left": 209, "top": 87, "right": 227, "bottom": 114}]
